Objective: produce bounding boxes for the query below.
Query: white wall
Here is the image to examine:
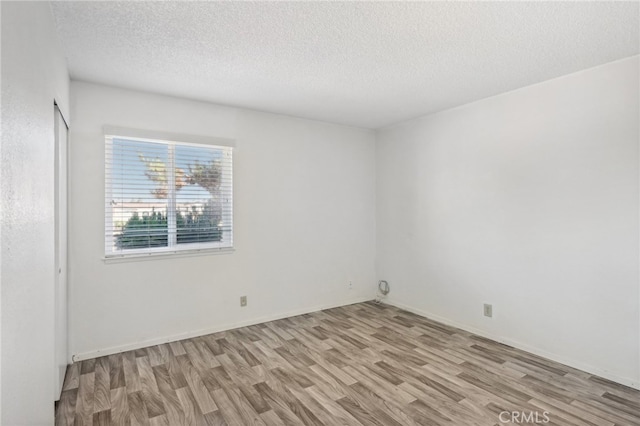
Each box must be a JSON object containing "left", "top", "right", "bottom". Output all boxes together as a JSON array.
[
  {"left": 1, "top": 2, "right": 70, "bottom": 424},
  {"left": 377, "top": 56, "right": 640, "bottom": 388},
  {"left": 69, "top": 82, "right": 376, "bottom": 359}
]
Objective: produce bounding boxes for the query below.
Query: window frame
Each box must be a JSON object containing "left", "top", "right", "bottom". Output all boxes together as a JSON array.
[{"left": 104, "top": 128, "right": 235, "bottom": 260}]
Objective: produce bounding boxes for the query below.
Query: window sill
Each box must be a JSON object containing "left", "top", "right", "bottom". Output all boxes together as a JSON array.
[{"left": 103, "top": 247, "right": 235, "bottom": 264}]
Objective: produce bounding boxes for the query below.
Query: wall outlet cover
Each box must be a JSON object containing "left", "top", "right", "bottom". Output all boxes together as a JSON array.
[{"left": 483, "top": 303, "right": 493, "bottom": 318}]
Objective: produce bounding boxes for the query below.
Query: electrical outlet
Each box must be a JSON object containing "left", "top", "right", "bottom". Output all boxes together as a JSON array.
[
  {"left": 240, "top": 296, "right": 247, "bottom": 307},
  {"left": 484, "top": 303, "right": 493, "bottom": 318}
]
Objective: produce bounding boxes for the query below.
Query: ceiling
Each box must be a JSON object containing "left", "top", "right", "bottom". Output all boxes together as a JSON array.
[{"left": 51, "top": 1, "right": 639, "bottom": 129}]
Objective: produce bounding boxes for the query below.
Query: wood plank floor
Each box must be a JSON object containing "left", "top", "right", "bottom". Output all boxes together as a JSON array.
[{"left": 56, "top": 302, "right": 640, "bottom": 426}]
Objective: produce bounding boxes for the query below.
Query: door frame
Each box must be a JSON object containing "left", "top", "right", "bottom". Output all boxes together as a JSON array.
[{"left": 54, "top": 101, "right": 69, "bottom": 400}]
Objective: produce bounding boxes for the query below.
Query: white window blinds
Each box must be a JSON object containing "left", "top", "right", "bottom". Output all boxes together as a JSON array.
[{"left": 105, "top": 134, "right": 233, "bottom": 256}]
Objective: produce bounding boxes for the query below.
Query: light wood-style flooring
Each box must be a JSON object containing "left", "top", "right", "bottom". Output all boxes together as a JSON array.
[{"left": 56, "top": 302, "right": 640, "bottom": 425}]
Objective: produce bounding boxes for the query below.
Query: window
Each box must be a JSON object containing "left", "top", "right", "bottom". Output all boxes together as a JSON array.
[{"left": 105, "top": 132, "right": 233, "bottom": 257}]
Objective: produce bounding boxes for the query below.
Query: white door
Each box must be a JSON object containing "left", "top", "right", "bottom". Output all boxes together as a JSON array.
[{"left": 54, "top": 105, "right": 69, "bottom": 400}]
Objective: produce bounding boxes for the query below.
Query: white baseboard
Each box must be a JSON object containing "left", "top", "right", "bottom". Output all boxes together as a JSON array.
[
  {"left": 71, "top": 296, "right": 374, "bottom": 362},
  {"left": 384, "top": 298, "right": 640, "bottom": 391}
]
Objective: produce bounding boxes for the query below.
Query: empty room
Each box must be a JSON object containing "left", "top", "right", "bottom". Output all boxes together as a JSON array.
[{"left": 1, "top": 1, "right": 639, "bottom": 425}]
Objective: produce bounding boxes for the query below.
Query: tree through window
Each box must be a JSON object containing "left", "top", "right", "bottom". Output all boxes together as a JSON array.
[{"left": 105, "top": 134, "right": 233, "bottom": 256}]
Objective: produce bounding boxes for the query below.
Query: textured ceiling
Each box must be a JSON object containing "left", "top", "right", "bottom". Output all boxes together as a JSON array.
[{"left": 51, "top": 1, "right": 639, "bottom": 129}]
